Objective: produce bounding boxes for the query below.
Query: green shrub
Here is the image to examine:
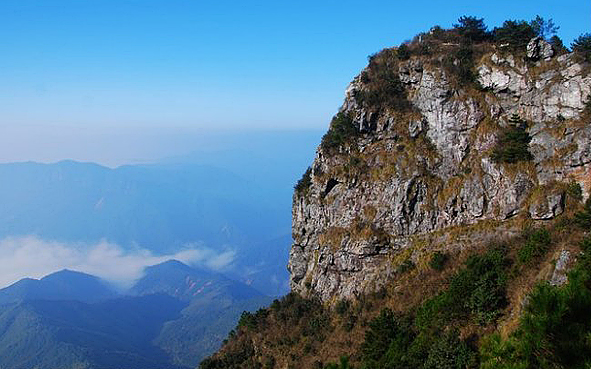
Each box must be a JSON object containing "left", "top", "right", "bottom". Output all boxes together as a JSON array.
[
  {"left": 574, "top": 197, "right": 591, "bottom": 229},
  {"left": 397, "top": 44, "right": 411, "bottom": 60},
  {"left": 335, "top": 299, "right": 350, "bottom": 316},
  {"left": 481, "top": 237, "right": 591, "bottom": 369},
  {"left": 441, "top": 45, "right": 477, "bottom": 85},
  {"left": 397, "top": 258, "right": 415, "bottom": 274},
  {"left": 517, "top": 228, "right": 551, "bottom": 264},
  {"left": 491, "top": 115, "right": 533, "bottom": 164},
  {"left": 295, "top": 167, "right": 312, "bottom": 194},
  {"left": 355, "top": 51, "right": 413, "bottom": 112},
  {"left": 429, "top": 252, "right": 448, "bottom": 271},
  {"left": 320, "top": 113, "right": 358, "bottom": 152},
  {"left": 424, "top": 329, "right": 477, "bottom": 369},
  {"left": 567, "top": 181, "right": 583, "bottom": 201},
  {"left": 418, "top": 245, "right": 509, "bottom": 327},
  {"left": 324, "top": 356, "right": 353, "bottom": 369},
  {"left": 361, "top": 309, "right": 415, "bottom": 367},
  {"left": 493, "top": 20, "right": 536, "bottom": 50},
  {"left": 572, "top": 33, "right": 591, "bottom": 61}
]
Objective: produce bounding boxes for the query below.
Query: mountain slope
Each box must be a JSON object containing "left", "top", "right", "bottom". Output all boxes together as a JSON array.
[
  {"left": 0, "top": 269, "right": 116, "bottom": 305},
  {"left": 130, "top": 260, "right": 272, "bottom": 367},
  {"left": 0, "top": 294, "right": 187, "bottom": 369}
]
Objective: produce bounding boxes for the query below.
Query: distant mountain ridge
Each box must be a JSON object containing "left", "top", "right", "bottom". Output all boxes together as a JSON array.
[
  {"left": 0, "top": 158, "right": 294, "bottom": 296},
  {"left": 0, "top": 269, "right": 117, "bottom": 305},
  {"left": 0, "top": 260, "right": 271, "bottom": 369}
]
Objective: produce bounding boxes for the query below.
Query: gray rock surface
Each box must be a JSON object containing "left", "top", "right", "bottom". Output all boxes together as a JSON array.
[
  {"left": 527, "top": 36, "right": 555, "bottom": 61},
  {"left": 550, "top": 250, "right": 571, "bottom": 286},
  {"left": 289, "top": 46, "right": 591, "bottom": 302}
]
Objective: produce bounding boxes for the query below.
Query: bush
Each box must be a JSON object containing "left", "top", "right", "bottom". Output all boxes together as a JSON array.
[
  {"left": 429, "top": 252, "right": 448, "bottom": 271},
  {"left": 320, "top": 113, "right": 358, "bottom": 152},
  {"left": 335, "top": 299, "right": 350, "bottom": 316},
  {"left": 324, "top": 356, "right": 353, "bottom": 369},
  {"left": 574, "top": 197, "right": 591, "bottom": 229},
  {"left": 517, "top": 228, "right": 551, "bottom": 264},
  {"left": 397, "top": 258, "right": 415, "bottom": 274},
  {"left": 361, "top": 309, "right": 415, "bottom": 367},
  {"left": 493, "top": 20, "right": 536, "bottom": 50},
  {"left": 442, "top": 45, "right": 477, "bottom": 86},
  {"left": 491, "top": 115, "right": 533, "bottom": 164},
  {"left": 567, "top": 181, "right": 583, "bottom": 201},
  {"left": 480, "top": 237, "right": 591, "bottom": 369},
  {"left": 417, "top": 245, "right": 509, "bottom": 327},
  {"left": 355, "top": 50, "right": 413, "bottom": 112},
  {"left": 397, "top": 44, "right": 411, "bottom": 60},
  {"left": 424, "top": 329, "right": 477, "bottom": 369},
  {"left": 572, "top": 33, "right": 591, "bottom": 61},
  {"left": 295, "top": 167, "right": 312, "bottom": 194}
]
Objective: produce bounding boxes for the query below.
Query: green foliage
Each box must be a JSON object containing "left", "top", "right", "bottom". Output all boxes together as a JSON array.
[
  {"left": 238, "top": 308, "right": 269, "bottom": 331},
  {"left": 491, "top": 115, "right": 533, "bottom": 164},
  {"left": 517, "top": 228, "right": 551, "bottom": 264},
  {"left": 529, "top": 15, "right": 559, "bottom": 40},
  {"left": 325, "top": 356, "right": 354, "bottom": 369},
  {"left": 480, "top": 237, "right": 591, "bottom": 369},
  {"left": 360, "top": 308, "right": 416, "bottom": 368},
  {"left": 453, "top": 16, "right": 490, "bottom": 42},
  {"left": 424, "top": 329, "right": 477, "bottom": 369},
  {"left": 320, "top": 113, "right": 359, "bottom": 152},
  {"left": 493, "top": 20, "right": 536, "bottom": 50},
  {"left": 429, "top": 251, "right": 448, "bottom": 271},
  {"left": 199, "top": 342, "right": 257, "bottom": 369},
  {"left": 295, "top": 167, "right": 312, "bottom": 194},
  {"left": 549, "top": 36, "right": 568, "bottom": 55},
  {"left": 397, "top": 258, "right": 416, "bottom": 274},
  {"left": 567, "top": 181, "right": 583, "bottom": 201},
  {"left": 442, "top": 45, "right": 477, "bottom": 85},
  {"left": 572, "top": 33, "right": 591, "bottom": 62},
  {"left": 572, "top": 33, "right": 591, "bottom": 54},
  {"left": 397, "top": 44, "right": 411, "bottom": 60},
  {"left": 574, "top": 197, "right": 591, "bottom": 229},
  {"left": 335, "top": 299, "right": 350, "bottom": 316},
  {"left": 417, "top": 245, "right": 509, "bottom": 328},
  {"left": 356, "top": 51, "right": 412, "bottom": 112}
]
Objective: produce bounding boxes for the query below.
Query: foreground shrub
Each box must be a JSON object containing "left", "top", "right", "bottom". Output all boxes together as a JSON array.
[{"left": 491, "top": 115, "right": 532, "bottom": 164}]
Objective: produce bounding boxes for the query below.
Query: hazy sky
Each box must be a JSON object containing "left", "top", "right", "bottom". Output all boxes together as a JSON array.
[{"left": 0, "top": 0, "right": 589, "bottom": 165}]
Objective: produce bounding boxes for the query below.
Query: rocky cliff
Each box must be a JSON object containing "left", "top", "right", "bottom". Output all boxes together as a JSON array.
[{"left": 288, "top": 36, "right": 591, "bottom": 302}]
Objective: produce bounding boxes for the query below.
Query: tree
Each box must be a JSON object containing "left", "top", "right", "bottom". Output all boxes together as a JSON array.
[
  {"left": 572, "top": 33, "right": 591, "bottom": 53},
  {"left": 550, "top": 35, "right": 568, "bottom": 54},
  {"left": 530, "top": 15, "right": 559, "bottom": 40},
  {"left": 572, "top": 33, "right": 591, "bottom": 61},
  {"left": 453, "top": 16, "right": 489, "bottom": 42},
  {"left": 493, "top": 20, "right": 536, "bottom": 50}
]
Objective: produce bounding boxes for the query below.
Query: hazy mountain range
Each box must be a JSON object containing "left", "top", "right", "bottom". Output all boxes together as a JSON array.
[
  {"left": 0, "top": 130, "right": 321, "bottom": 296},
  {"left": 0, "top": 260, "right": 271, "bottom": 369}
]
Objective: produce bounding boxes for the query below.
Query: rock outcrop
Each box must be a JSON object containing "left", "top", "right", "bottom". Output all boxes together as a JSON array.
[{"left": 288, "top": 39, "right": 591, "bottom": 302}]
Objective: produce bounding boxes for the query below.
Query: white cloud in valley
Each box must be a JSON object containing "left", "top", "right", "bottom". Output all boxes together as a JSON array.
[{"left": 0, "top": 236, "right": 236, "bottom": 289}]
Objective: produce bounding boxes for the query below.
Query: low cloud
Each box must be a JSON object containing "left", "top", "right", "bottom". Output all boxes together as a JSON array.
[{"left": 0, "top": 236, "right": 236, "bottom": 289}]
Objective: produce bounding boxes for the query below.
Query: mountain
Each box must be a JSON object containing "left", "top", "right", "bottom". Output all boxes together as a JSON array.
[
  {"left": 202, "top": 22, "right": 591, "bottom": 368},
  {"left": 130, "top": 259, "right": 264, "bottom": 302},
  {"left": 0, "top": 269, "right": 116, "bottom": 305},
  {"left": 130, "top": 260, "right": 272, "bottom": 367},
  {"left": 0, "top": 261, "right": 271, "bottom": 369}
]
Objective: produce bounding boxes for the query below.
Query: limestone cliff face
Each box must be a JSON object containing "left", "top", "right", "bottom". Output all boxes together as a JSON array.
[{"left": 288, "top": 40, "right": 591, "bottom": 302}]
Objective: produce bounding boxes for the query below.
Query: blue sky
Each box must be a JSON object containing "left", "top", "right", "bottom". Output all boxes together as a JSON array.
[{"left": 0, "top": 0, "right": 589, "bottom": 165}]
